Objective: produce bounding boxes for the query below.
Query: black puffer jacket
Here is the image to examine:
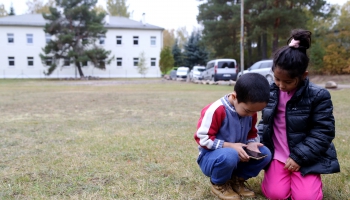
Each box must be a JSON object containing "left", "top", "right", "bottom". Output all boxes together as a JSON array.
[{"left": 258, "top": 78, "right": 340, "bottom": 176}]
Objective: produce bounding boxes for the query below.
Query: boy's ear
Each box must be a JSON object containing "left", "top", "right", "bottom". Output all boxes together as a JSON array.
[{"left": 231, "top": 91, "right": 237, "bottom": 100}]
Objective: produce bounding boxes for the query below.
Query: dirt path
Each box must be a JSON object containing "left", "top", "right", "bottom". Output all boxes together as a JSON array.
[{"left": 309, "top": 75, "right": 350, "bottom": 84}]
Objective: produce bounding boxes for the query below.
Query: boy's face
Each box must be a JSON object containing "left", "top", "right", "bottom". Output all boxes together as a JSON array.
[{"left": 230, "top": 92, "right": 267, "bottom": 117}]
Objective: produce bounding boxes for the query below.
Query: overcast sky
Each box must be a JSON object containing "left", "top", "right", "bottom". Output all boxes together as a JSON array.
[{"left": 0, "top": 0, "right": 348, "bottom": 33}]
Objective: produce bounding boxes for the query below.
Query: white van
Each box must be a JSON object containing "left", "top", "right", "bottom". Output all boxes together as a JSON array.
[
  {"left": 176, "top": 67, "right": 190, "bottom": 79},
  {"left": 201, "top": 59, "right": 238, "bottom": 81}
]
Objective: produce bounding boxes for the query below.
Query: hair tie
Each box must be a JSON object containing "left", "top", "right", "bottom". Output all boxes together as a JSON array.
[{"left": 289, "top": 39, "right": 300, "bottom": 48}]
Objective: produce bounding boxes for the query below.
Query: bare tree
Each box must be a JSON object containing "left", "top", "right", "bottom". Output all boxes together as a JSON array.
[
  {"left": 26, "top": 0, "right": 55, "bottom": 14},
  {"left": 107, "top": 0, "right": 130, "bottom": 17},
  {"left": 137, "top": 51, "right": 148, "bottom": 77},
  {"left": 176, "top": 26, "right": 188, "bottom": 50},
  {"left": 0, "top": 4, "right": 8, "bottom": 17},
  {"left": 163, "top": 29, "right": 176, "bottom": 48},
  {"left": 93, "top": 4, "right": 107, "bottom": 14}
]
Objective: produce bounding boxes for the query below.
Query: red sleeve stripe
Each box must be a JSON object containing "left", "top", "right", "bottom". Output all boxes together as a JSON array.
[{"left": 196, "top": 99, "right": 224, "bottom": 149}]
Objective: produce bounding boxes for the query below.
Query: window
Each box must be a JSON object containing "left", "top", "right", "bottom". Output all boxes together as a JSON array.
[
  {"left": 45, "top": 34, "right": 51, "bottom": 43},
  {"left": 150, "top": 36, "right": 156, "bottom": 45},
  {"left": 26, "top": 34, "right": 33, "bottom": 44},
  {"left": 8, "top": 57, "right": 15, "bottom": 66},
  {"left": 99, "top": 35, "right": 105, "bottom": 45},
  {"left": 218, "top": 61, "right": 235, "bottom": 69},
  {"left": 133, "top": 36, "right": 139, "bottom": 45},
  {"left": 116, "top": 36, "right": 122, "bottom": 45},
  {"left": 260, "top": 61, "right": 273, "bottom": 69},
  {"left": 133, "top": 58, "right": 139, "bottom": 66},
  {"left": 82, "top": 61, "right": 88, "bottom": 66},
  {"left": 151, "top": 58, "right": 156, "bottom": 67},
  {"left": 116, "top": 57, "right": 122, "bottom": 66},
  {"left": 46, "top": 57, "right": 52, "bottom": 66},
  {"left": 27, "top": 57, "right": 34, "bottom": 66},
  {"left": 250, "top": 62, "right": 261, "bottom": 70},
  {"left": 7, "top": 33, "right": 14, "bottom": 43},
  {"left": 64, "top": 58, "right": 70, "bottom": 66}
]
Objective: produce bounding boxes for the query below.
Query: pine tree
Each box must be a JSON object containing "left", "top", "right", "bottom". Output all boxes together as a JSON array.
[
  {"left": 245, "top": 0, "right": 269, "bottom": 61},
  {"left": 8, "top": 5, "right": 15, "bottom": 15},
  {"left": 198, "top": 0, "right": 332, "bottom": 67},
  {"left": 172, "top": 39, "right": 183, "bottom": 67},
  {"left": 247, "top": 0, "right": 331, "bottom": 52},
  {"left": 183, "top": 31, "right": 208, "bottom": 68},
  {"left": 40, "top": 0, "right": 114, "bottom": 78},
  {"left": 197, "top": 0, "right": 240, "bottom": 59},
  {"left": 309, "top": 42, "right": 325, "bottom": 73}
]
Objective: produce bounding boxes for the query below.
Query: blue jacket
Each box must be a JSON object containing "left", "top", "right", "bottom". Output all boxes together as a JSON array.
[
  {"left": 195, "top": 95, "right": 256, "bottom": 155},
  {"left": 258, "top": 78, "right": 340, "bottom": 176}
]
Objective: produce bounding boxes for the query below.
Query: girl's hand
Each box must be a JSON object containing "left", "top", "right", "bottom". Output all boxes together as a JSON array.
[
  {"left": 223, "top": 142, "right": 249, "bottom": 162},
  {"left": 284, "top": 157, "right": 301, "bottom": 172}
]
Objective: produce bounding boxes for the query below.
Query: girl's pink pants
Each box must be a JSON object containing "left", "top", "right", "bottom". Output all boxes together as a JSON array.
[{"left": 261, "top": 159, "right": 323, "bottom": 200}]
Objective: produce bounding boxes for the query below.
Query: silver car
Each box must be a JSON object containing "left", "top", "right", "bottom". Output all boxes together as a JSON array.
[
  {"left": 237, "top": 60, "right": 274, "bottom": 84},
  {"left": 189, "top": 66, "right": 206, "bottom": 81},
  {"left": 201, "top": 59, "right": 238, "bottom": 81}
]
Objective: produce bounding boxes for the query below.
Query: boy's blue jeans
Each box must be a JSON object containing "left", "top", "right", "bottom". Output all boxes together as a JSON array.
[{"left": 197, "top": 146, "right": 272, "bottom": 185}]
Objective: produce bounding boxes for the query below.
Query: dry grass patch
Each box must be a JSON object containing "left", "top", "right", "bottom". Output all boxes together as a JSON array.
[{"left": 0, "top": 79, "right": 349, "bottom": 199}]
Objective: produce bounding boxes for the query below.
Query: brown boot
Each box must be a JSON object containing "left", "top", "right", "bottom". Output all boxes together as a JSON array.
[
  {"left": 231, "top": 176, "right": 255, "bottom": 198},
  {"left": 211, "top": 180, "right": 241, "bottom": 200}
]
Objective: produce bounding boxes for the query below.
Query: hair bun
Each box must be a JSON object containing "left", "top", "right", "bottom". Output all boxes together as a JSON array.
[{"left": 287, "top": 29, "right": 311, "bottom": 49}]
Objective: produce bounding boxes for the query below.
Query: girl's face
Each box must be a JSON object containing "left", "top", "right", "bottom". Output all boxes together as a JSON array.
[{"left": 273, "top": 66, "right": 308, "bottom": 92}]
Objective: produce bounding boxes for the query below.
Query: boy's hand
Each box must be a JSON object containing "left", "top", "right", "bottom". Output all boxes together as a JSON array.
[
  {"left": 284, "top": 157, "right": 300, "bottom": 172},
  {"left": 223, "top": 142, "right": 249, "bottom": 162},
  {"left": 246, "top": 142, "right": 264, "bottom": 152}
]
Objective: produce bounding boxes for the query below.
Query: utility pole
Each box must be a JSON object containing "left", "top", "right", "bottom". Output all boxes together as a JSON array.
[{"left": 240, "top": 0, "right": 244, "bottom": 75}]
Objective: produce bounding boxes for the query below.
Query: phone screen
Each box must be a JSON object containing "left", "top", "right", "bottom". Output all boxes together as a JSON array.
[{"left": 244, "top": 148, "right": 267, "bottom": 160}]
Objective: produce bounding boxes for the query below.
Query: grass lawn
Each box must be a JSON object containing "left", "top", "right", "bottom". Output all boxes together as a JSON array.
[{"left": 0, "top": 78, "right": 349, "bottom": 199}]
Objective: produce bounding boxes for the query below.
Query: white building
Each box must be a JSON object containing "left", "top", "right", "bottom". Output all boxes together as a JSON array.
[{"left": 0, "top": 14, "right": 164, "bottom": 79}]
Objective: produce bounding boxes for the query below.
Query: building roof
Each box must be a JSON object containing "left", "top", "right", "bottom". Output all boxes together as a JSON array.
[{"left": 0, "top": 14, "right": 164, "bottom": 30}]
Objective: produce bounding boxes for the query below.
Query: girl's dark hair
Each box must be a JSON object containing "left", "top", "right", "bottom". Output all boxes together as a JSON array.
[{"left": 272, "top": 29, "right": 312, "bottom": 78}]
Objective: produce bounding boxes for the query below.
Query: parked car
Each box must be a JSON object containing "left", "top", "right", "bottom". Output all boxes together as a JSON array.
[
  {"left": 201, "top": 59, "right": 238, "bottom": 81},
  {"left": 237, "top": 59, "right": 274, "bottom": 84},
  {"left": 169, "top": 69, "right": 177, "bottom": 80},
  {"left": 176, "top": 66, "right": 190, "bottom": 79},
  {"left": 189, "top": 66, "right": 206, "bottom": 81}
]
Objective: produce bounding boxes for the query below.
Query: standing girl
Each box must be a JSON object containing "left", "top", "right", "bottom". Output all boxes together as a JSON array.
[{"left": 258, "top": 29, "right": 340, "bottom": 200}]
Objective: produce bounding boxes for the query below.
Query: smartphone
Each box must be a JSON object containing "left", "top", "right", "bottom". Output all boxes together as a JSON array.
[{"left": 244, "top": 148, "right": 267, "bottom": 160}]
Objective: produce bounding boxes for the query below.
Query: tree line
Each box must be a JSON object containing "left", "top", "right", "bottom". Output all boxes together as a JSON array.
[
  {"left": 196, "top": 0, "right": 350, "bottom": 75},
  {"left": 1, "top": 0, "right": 349, "bottom": 75},
  {"left": 159, "top": 29, "right": 210, "bottom": 75},
  {"left": 0, "top": 0, "right": 130, "bottom": 17},
  {"left": 160, "top": 0, "right": 350, "bottom": 75}
]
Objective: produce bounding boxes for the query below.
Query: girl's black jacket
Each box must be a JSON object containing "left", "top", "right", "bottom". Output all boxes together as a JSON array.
[{"left": 258, "top": 78, "right": 340, "bottom": 176}]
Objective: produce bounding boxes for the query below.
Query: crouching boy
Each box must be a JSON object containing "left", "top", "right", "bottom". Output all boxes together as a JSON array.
[{"left": 194, "top": 73, "right": 272, "bottom": 200}]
